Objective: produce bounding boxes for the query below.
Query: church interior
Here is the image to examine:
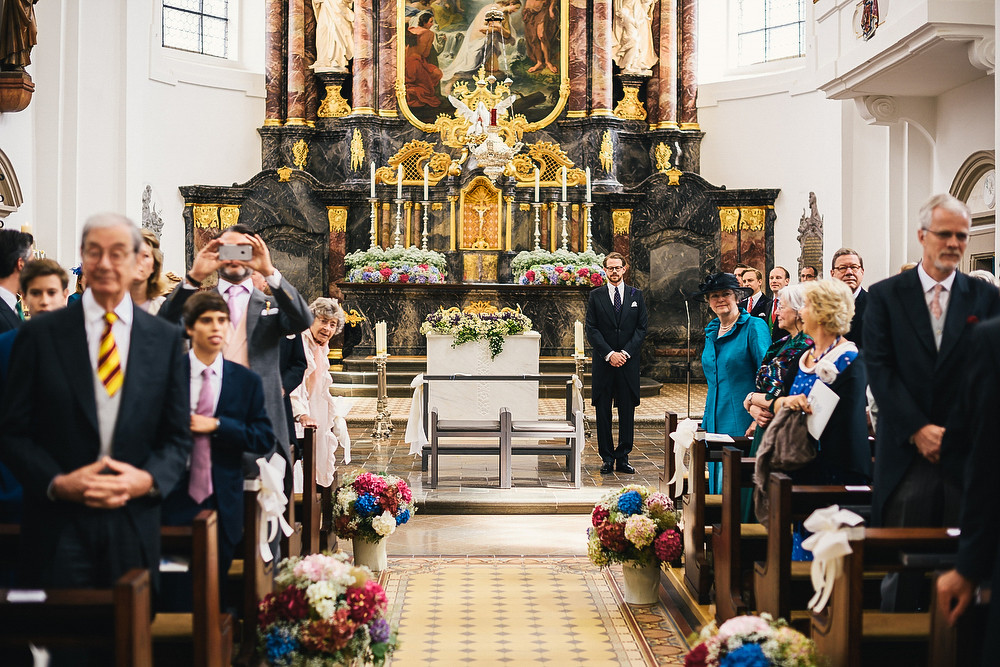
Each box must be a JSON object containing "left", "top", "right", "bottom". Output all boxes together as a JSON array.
[{"left": 0, "top": 0, "right": 997, "bottom": 665}]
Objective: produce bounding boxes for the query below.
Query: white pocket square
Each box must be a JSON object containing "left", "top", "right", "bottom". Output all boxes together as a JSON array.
[
  {"left": 261, "top": 308, "right": 279, "bottom": 316},
  {"left": 630, "top": 302, "right": 638, "bottom": 307}
]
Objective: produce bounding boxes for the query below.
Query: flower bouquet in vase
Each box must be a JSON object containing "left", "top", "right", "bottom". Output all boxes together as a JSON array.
[
  {"left": 587, "top": 485, "right": 682, "bottom": 604},
  {"left": 257, "top": 553, "right": 398, "bottom": 666},
  {"left": 684, "top": 613, "right": 818, "bottom": 666},
  {"left": 332, "top": 471, "right": 415, "bottom": 572}
]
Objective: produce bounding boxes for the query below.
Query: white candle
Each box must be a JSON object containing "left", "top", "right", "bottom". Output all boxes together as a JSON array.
[
  {"left": 534, "top": 167, "right": 540, "bottom": 203},
  {"left": 376, "top": 321, "right": 387, "bottom": 355},
  {"left": 423, "top": 163, "right": 429, "bottom": 200},
  {"left": 586, "top": 167, "right": 592, "bottom": 203},
  {"left": 396, "top": 164, "right": 403, "bottom": 199},
  {"left": 561, "top": 166, "right": 567, "bottom": 201},
  {"left": 370, "top": 161, "right": 376, "bottom": 198},
  {"left": 574, "top": 320, "right": 584, "bottom": 356},
  {"left": 20, "top": 223, "right": 31, "bottom": 235}
]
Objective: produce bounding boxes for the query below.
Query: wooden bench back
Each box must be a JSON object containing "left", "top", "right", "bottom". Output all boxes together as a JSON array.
[
  {"left": 661, "top": 412, "right": 679, "bottom": 495},
  {"left": 714, "top": 446, "right": 760, "bottom": 620},
  {"left": 298, "top": 426, "right": 321, "bottom": 556},
  {"left": 234, "top": 481, "right": 274, "bottom": 666}
]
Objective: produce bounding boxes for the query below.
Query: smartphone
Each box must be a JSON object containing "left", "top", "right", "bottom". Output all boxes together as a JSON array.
[{"left": 219, "top": 244, "right": 252, "bottom": 261}]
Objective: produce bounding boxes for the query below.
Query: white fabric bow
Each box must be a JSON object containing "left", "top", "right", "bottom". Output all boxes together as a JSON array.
[
  {"left": 801, "top": 505, "right": 865, "bottom": 613},
  {"left": 666, "top": 418, "right": 699, "bottom": 496},
  {"left": 256, "top": 454, "right": 294, "bottom": 563},
  {"left": 571, "top": 374, "right": 584, "bottom": 415}
]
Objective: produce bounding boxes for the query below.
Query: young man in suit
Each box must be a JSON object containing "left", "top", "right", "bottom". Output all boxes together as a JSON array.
[
  {"left": 0, "top": 213, "right": 192, "bottom": 589},
  {"left": 740, "top": 267, "right": 772, "bottom": 322},
  {"left": 830, "top": 248, "right": 867, "bottom": 348},
  {"left": 161, "top": 290, "right": 274, "bottom": 577},
  {"left": 585, "top": 252, "right": 648, "bottom": 475},
  {"left": 767, "top": 266, "right": 790, "bottom": 341},
  {"left": 865, "top": 193, "right": 1000, "bottom": 611},
  {"left": 0, "top": 229, "right": 34, "bottom": 333}
]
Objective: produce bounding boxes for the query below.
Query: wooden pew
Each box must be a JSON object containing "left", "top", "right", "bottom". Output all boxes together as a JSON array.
[
  {"left": 660, "top": 412, "right": 679, "bottom": 496},
  {"left": 753, "top": 473, "right": 872, "bottom": 624},
  {"left": 712, "top": 446, "right": 767, "bottom": 621},
  {"left": 0, "top": 568, "right": 152, "bottom": 666},
  {"left": 928, "top": 579, "right": 989, "bottom": 667},
  {"left": 292, "top": 426, "right": 321, "bottom": 556},
  {"left": 810, "top": 528, "right": 959, "bottom": 667},
  {"left": 232, "top": 479, "right": 275, "bottom": 667}
]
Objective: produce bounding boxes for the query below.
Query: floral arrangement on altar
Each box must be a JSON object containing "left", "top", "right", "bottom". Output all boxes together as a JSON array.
[
  {"left": 331, "top": 471, "right": 415, "bottom": 544},
  {"left": 257, "top": 552, "right": 398, "bottom": 666},
  {"left": 419, "top": 303, "right": 533, "bottom": 359},
  {"left": 684, "top": 613, "right": 819, "bottom": 667},
  {"left": 344, "top": 246, "right": 447, "bottom": 284},
  {"left": 511, "top": 249, "right": 606, "bottom": 286},
  {"left": 587, "top": 485, "right": 682, "bottom": 567}
]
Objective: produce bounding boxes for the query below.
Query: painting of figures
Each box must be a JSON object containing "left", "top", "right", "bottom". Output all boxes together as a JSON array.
[{"left": 399, "top": 0, "right": 566, "bottom": 126}]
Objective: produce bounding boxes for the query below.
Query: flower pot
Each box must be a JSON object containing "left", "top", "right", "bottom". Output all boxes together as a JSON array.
[
  {"left": 352, "top": 537, "right": 388, "bottom": 571},
  {"left": 621, "top": 561, "right": 660, "bottom": 604}
]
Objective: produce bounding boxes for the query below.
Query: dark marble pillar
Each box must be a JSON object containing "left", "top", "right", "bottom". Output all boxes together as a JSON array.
[
  {"left": 657, "top": 0, "right": 678, "bottom": 128},
  {"left": 567, "top": 0, "right": 588, "bottom": 116},
  {"left": 265, "top": 0, "right": 285, "bottom": 125},
  {"left": 304, "top": 0, "right": 318, "bottom": 124},
  {"left": 286, "top": 0, "right": 307, "bottom": 125},
  {"left": 591, "top": 0, "right": 614, "bottom": 115},
  {"left": 679, "top": 0, "right": 698, "bottom": 129},
  {"left": 353, "top": 0, "right": 376, "bottom": 113},
  {"left": 377, "top": 0, "right": 398, "bottom": 116}
]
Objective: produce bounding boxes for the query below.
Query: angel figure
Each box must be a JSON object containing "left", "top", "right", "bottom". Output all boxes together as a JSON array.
[
  {"left": 610, "top": 0, "right": 658, "bottom": 75},
  {"left": 313, "top": 0, "right": 355, "bottom": 71}
]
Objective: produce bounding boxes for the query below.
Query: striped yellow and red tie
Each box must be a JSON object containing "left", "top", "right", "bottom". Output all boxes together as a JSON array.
[{"left": 98, "top": 312, "right": 123, "bottom": 397}]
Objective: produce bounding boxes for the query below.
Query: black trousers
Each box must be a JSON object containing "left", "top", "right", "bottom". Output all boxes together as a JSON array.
[{"left": 594, "top": 372, "right": 637, "bottom": 465}]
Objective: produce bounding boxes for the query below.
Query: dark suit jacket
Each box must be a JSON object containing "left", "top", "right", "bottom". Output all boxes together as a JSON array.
[
  {"left": 864, "top": 268, "right": 1000, "bottom": 524},
  {"left": 0, "top": 298, "right": 20, "bottom": 334},
  {"left": 585, "top": 284, "right": 648, "bottom": 406},
  {"left": 162, "top": 359, "right": 274, "bottom": 549},
  {"left": 0, "top": 300, "right": 192, "bottom": 586},
  {"left": 846, "top": 287, "right": 867, "bottom": 348},
  {"left": 746, "top": 292, "right": 772, "bottom": 322}
]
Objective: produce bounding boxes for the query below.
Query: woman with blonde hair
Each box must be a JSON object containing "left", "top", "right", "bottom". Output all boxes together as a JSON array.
[{"left": 131, "top": 228, "right": 166, "bottom": 314}]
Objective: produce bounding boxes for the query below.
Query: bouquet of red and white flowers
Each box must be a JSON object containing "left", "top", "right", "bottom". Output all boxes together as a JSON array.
[
  {"left": 331, "top": 471, "right": 415, "bottom": 544},
  {"left": 587, "top": 485, "right": 682, "bottom": 567}
]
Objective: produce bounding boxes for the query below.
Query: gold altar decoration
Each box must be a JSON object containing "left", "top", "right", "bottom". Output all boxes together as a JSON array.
[
  {"left": 459, "top": 176, "right": 503, "bottom": 250},
  {"left": 276, "top": 166, "right": 293, "bottom": 182},
  {"left": 375, "top": 140, "right": 452, "bottom": 187},
  {"left": 719, "top": 207, "right": 767, "bottom": 233},
  {"left": 292, "top": 140, "right": 309, "bottom": 170},
  {"left": 463, "top": 301, "right": 499, "bottom": 315},
  {"left": 508, "top": 141, "right": 585, "bottom": 187},
  {"left": 614, "top": 85, "right": 647, "bottom": 121},
  {"left": 655, "top": 143, "right": 683, "bottom": 186},
  {"left": 219, "top": 206, "right": 240, "bottom": 228},
  {"left": 317, "top": 84, "right": 351, "bottom": 118},
  {"left": 719, "top": 208, "right": 740, "bottom": 233},
  {"left": 612, "top": 209, "right": 632, "bottom": 236},
  {"left": 350, "top": 130, "right": 365, "bottom": 171},
  {"left": 344, "top": 309, "right": 365, "bottom": 327},
  {"left": 193, "top": 205, "right": 220, "bottom": 229},
  {"left": 599, "top": 131, "right": 613, "bottom": 172},
  {"left": 328, "top": 207, "right": 348, "bottom": 233}
]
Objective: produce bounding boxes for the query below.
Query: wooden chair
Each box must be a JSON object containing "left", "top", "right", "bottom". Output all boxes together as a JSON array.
[
  {"left": 0, "top": 568, "right": 152, "bottom": 667},
  {"left": 292, "top": 426, "right": 321, "bottom": 556}
]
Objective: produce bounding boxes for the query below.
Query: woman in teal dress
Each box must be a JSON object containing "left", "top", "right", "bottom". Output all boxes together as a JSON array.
[{"left": 697, "top": 273, "right": 770, "bottom": 493}]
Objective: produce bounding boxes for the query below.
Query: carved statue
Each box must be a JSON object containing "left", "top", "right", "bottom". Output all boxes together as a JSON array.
[
  {"left": 0, "top": 0, "right": 38, "bottom": 70},
  {"left": 611, "top": 0, "right": 658, "bottom": 75},
  {"left": 312, "top": 0, "right": 354, "bottom": 72}
]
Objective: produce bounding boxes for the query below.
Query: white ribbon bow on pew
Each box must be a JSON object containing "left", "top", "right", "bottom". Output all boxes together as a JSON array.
[
  {"left": 801, "top": 505, "right": 865, "bottom": 613},
  {"left": 666, "top": 418, "right": 699, "bottom": 496},
  {"left": 256, "top": 454, "right": 294, "bottom": 563},
  {"left": 570, "top": 374, "right": 584, "bottom": 415}
]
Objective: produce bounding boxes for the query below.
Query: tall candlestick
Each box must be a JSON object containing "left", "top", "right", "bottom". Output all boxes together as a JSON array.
[
  {"left": 370, "top": 161, "right": 376, "bottom": 198},
  {"left": 376, "top": 321, "right": 387, "bottom": 356},
  {"left": 561, "top": 166, "right": 567, "bottom": 201},
  {"left": 423, "top": 164, "right": 429, "bottom": 200},
  {"left": 396, "top": 164, "right": 403, "bottom": 199},
  {"left": 574, "top": 320, "right": 584, "bottom": 356},
  {"left": 586, "top": 167, "right": 592, "bottom": 202},
  {"left": 534, "top": 167, "right": 540, "bottom": 203}
]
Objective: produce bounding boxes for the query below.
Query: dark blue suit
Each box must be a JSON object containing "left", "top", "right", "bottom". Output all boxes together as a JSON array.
[
  {"left": 0, "top": 329, "right": 21, "bottom": 524},
  {"left": 0, "top": 299, "right": 20, "bottom": 335}
]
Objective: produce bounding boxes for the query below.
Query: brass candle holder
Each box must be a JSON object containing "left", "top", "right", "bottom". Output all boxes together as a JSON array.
[{"left": 372, "top": 353, "right": 394, "bottom": 439}]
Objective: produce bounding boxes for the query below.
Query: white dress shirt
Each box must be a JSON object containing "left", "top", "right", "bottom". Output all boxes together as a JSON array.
[
  {"left": 0, "top": 285, "right": 16, "bottom": 312},
  {"left": 82, "top": 289, "right": 133, "bottom": 458},
  {"left": 188, "top": 349, "right": 224, "bottom": 416}
]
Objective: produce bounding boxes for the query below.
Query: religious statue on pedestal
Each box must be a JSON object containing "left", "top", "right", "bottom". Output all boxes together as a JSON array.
[
  {"left": 0, "top": 0, "right": 38, "bottom": 70},
  {"left": 610, "top": 0, "right": 658, "bottom": 75},
  {"left": 312, "top": 0, "right": 354, "bottom": 72}
]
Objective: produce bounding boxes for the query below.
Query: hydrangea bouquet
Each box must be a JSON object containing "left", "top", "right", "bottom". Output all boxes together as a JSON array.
[
  {"left": 332, "top": 471, "right": 415, "bottom": 544},
  {"left": 419, "top": 305, "right": 533, "bottom": 358},
  {"left": 587, "top": 485, "right": 682, "bottom": 567},
  {"left": 257, "top": 552, "right": 398, "bottom": 666},
  {"left": 684, "top": 613, "right": 818, "bottom": 667},
  {"left": 511, "top": 249, "right": 607, "bottom": 287},
  {"left": 344, "top": 246, "right": 447, "bottom": 284}
]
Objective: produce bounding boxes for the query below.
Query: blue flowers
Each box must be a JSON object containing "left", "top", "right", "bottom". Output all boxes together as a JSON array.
[
  {"left": 395, "top": 508, "right": 410, "bottom": 525},
  {"left": 355, "top": 494, "right": 380, "bottom": 517},
  {"left": 265, "top": 626, "right": 298, "bottom": 665},
  {"left": 369, "top": 617, "right": 391, "bottom": 643},
  {"left": 617, "top": 490, "right": 643, "bottom": 516},
  {"left": 719, "top": 643, "right": 769, "bottom": 667}
]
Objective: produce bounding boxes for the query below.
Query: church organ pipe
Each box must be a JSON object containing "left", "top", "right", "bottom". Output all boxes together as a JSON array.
[
  {"left": 657, "top": 0, "right": 678, "bottom": 128},
  {"left": 264, "top": 0, "right": 286, "bottom": 124},
  {"left": 678, "top": 0, "right": 698, "bottom": 128},
  {"left": 590, "top": 0, "right": 615, "bottom": 115},
  {"left": 286, "top": 0, "right": 307, "bottom": 124},
  {"left": 353, "top": 0, "right": 376, "bottom": 113}
]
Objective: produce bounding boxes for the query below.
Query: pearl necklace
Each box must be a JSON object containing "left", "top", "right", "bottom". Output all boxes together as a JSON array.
[{"left": 718, "top": 319, "right": 737, "bottom": 336}]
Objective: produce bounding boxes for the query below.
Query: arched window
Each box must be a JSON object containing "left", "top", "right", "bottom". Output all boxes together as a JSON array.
[
  {"left": 0, "top": 149, "right": 23, "bottom": 220},
  {"left": 737, "top": 0, "right": 805, "bottom": 66},
  {"left": 162, "top": 1, "right": 230, "bottom": 58}
]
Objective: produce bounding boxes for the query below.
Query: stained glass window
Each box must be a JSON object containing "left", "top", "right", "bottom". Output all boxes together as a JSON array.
[
  {"left": 737, "top": 0, "right": 804, "bottom": 66},
  {"left": 162, "top": 1, "right": 230, "bottom": 58}
]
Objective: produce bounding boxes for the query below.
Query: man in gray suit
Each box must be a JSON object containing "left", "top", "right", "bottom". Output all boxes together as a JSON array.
[{"left": 160, "top": 224, "right": 313, "bottom": 479}]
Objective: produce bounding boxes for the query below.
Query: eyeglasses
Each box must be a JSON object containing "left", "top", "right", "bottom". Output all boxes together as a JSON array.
[
  {"left": 832, "top": 264, "right": 862, "bottom": 273},
  {"left": 605, "top": 266, "right": 625, "bottom": 272},
  {"left": 82, "top": 246, "right": 134, "bottom": 265},
  {"left": 924, "top": 229, "right": 969, "bottom": 243}
]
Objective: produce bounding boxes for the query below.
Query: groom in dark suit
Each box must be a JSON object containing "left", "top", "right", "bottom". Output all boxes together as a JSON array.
[
  {"left": 0, "top": 214, "right": 192, "bottom": 589},
  {"left": 585, "top": 252, "right": 648, "bottom": 475},
  {"left": 865, "top": 193, "right": 1000, "bottom": 610}
]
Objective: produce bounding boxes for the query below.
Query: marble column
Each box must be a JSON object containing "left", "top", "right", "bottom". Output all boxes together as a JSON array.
[
  {"left": 678, "top": 0, "right": 698, "bottom": 129},
  {"left": 378, "top": 0, "right": 398, "bottom": 116},
  {"left": 657, "top": 0, "right": 678, "bottom": 128},
  {"left": 353, "top": 0, "right": 376, "bottom": 113},
  {"left": 304, "top": 0, "right": 319, "bottom": 124},
  {"left": 265, "top": 0, "right": 285, "bottom": 124},
  {"left": 567, "top": 0, "right": 588, "bottom": 116},
  {"left": 286, "top": 0, "right": 307, "bottom": 125},
  {"left": 590, "top": 0, "right": 614, "bottom": 115}
]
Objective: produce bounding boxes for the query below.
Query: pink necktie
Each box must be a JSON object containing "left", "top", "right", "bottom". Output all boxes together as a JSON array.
[
  {"left": 226, "top": 284, "right": 247, "bottom": 326},
  {"left": 188, "top": 367, "right": 215, "bottom": 504},
  {"left": 930, "top": 284, "right": 944, "bottom": 319},
  {"left": 772, "top": 299, "right": 779, "bottom": 323}
]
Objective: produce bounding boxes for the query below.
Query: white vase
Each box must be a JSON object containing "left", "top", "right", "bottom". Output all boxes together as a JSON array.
[
  {"left": 621, "top": 561, "right": 660, "bottom": 604},
  {"left": 352, "top": 537, "right": 388, "bottom": 571}
]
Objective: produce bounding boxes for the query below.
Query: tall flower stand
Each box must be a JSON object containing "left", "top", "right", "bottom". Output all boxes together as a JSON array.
[
  {"left": 621, "top": 561, "right": 660, "bottom": 604},
  {"left": 353, "top": 537, "right": 388, "bottom": 572}
]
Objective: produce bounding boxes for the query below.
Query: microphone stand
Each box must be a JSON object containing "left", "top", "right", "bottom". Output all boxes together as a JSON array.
[{"left": 681, "top": 290, "right": 692, "bottom": 419}]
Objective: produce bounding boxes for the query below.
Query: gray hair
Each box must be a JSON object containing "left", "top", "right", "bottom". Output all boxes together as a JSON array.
[
  {"left": 80, "top": 213, "right": 143, "bottom": 254},
  {"left": 309, "top": 297, "right": 346, "bottom": 334},
  {"left": 968, "top": 269, "right": 1000, "bottom": 288},
  {"left": 918, "top": 194, "right": 971, "bottom": 230},
  {"left": 776, "top": 283, "right": 807, "bottom": 311}
]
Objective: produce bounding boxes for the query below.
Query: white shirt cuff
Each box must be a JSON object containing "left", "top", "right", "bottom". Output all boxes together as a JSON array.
[
  {"left": 604, "top": 351, "right": 614, "bottom": 362},
  {"left": 265, "top": 269, "right": 283, "bottom": 290}
]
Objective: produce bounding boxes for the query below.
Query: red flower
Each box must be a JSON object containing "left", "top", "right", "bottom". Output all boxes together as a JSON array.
[
  {"left": 560, "top": 271, "right": 572, "bottom": 282},
  {"left": 397, "top": 479, "right": 413, "bottom": 503},
  {"left": 555, "top": 265, "right": 564, "bottom": 273},
  {"left": 590, "top": 273, "right": 604, "bottom": 286},
  {"left": 525, "top": 270, "right": 536, "bottom": 282},
  {"left": 300, "top": 611, "right": 358, "bottom": 652},
  {"left": 967, "top": 315, "right": 979, "bottom": 325},
  {"left": 597, "top": 521, "right": 626, "bottom": 552},
  {"left": 379, "top": 267, "right": 392, "bottom": 278},
  {"left": 591, "top": 505, "right": 609, "bottom": 527},
  {"left": 345, "top": 579, "right": 388, "bottom": 623},
  {"left": 399, "top": 274, "right": 410, "bottom": 283},
  {"left": 684, "top": 642, "right": 709, "bottom": 667},
  {"left": 380, "top": 486, "right": 401, "bottom": 515},
  {"left": 257, "top": 585, "right": 309, "bottom": 626},
  {"left": 353, "top": 472, "right": 388, "bottom": 496},
  {"left": 334, "top": 514, "right": 357, "bottom": 538},
  {"left": 654, "top": 530, "right": 682, "bottom": 562},
  {"left": 577, "top": 267, "right": 590, "bottom": 276}
]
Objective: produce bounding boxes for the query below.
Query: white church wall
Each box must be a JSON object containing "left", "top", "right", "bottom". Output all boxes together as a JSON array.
[{"left": 935, "top": 75, "right": 994, "bottom": 195}]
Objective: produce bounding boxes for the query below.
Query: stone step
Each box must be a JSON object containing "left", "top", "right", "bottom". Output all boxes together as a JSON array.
[
  {"left": 329, "top": 375, "right": 662, "bottom": 398},
  {"left": 341, "top": 355, "right": 583, "bottom": 374}
]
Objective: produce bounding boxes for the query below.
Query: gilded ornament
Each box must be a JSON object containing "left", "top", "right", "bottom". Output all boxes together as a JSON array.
[
  {"left": 599, "top": 132, "right": 613, "bottom": 172},
  {"left": 612, "top": 209, "right": 632, "bottom": 236},
  {"left": 460, "top": 176, "right": 502, "bottom": 250},
  {"left": 328, "top": 206, "right": 348, "bottom": 233},
  {"left": 507, "top": 141, "right": 585, "bottom": 188},
  {"left": 375, "top": 140, "right": 452, "bottom": 187},
  {"left": 719, "top": 207, "right": 740, "bottom": 233},
  {"left": 431, "top": 203, "right": 444, "bottom": 211},
  {"left": 276, "top": 166, "right": 294, "bottom": 182},
  {"left": 463, "top": 301, "right": 499, "bottom": 315},
  {"left": 344, "top": 309, "right": 365, "bottom": 327},
  {"left": 292, "top": 140, "right": 309, "bottom": 170},
  {"left": 740, "top": 207, "right": 766, "bottom": 231},
  {"left": 193, "top": 205, "right": 219, "bottom": 229},
  {"left": 317, "top": 84, "right": 351, "bottom": 117},
  {"left": 219, "top": 206, "right": 240, "bottom": 228},
  {"left": 481, "top": 253, "right": 498, "bottom": 281},
  {"left": 655, "top": 143, "right": 673, "bottom": 172},
  {"left": 614, "top": 85, "right": 647, "bottom": 121},
  {"left": 350, "top": 130, "right": 365, "bottom": 172}
]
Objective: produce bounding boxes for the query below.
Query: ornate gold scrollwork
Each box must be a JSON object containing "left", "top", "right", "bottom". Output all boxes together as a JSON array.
[
  {"left": 317, "top": 84, "right": 351, "bottom": 118},
  {"left": 719, "top": 207, "right": 740, "bottom": 233},
  {"left": 655, "top": 143, "right": 683, "bottom": 186},
  {"left": 374, "top": 140, "right": 452, "bottom": 187},
  {"left": 612, "top": 209, "right": 632, "bottom": 236},
  {"left": 193, "top": 205, "right": 219, "bottom": 229},
  {"left": 740, "top": 207, "right": 766, "bottom": 231},
  {"left": 219, "top": 206, "right": 240, "bottom": 228},
  {"left": 344, "top": 309, "right": 365, "bottom": 327},
  {"left": 459, "top": 176, "right": 503, "bottom": 250},
  {"left": 276, "top": 166, "right": 293, "bottom": 182},
  {"left": 350, "top": 129, "right": 365, "bottom": 171},
  {"left": 328, "top": 206, "right": 348, "bottom": 233},
  {"left": 507, "top": 141, "right": 585, "bottom": 188},
  {"left": 599, "top": 131, "right": 613, "bottom": 172},
  {"left": 292, "top": 140, "right": 309, "bottom": 170},
  {"left": 614, "top": 85, "right": 647, "bottom": 121}
]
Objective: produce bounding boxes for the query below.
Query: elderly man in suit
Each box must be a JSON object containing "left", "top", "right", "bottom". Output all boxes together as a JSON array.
[
  {"left": 0, "top": 213, "right": 192, "bottom": 589},
  {"left": 830, "top": 248, "right": 867, "bottom": 347},
  {"left": 160, "top": 223, "right": 312, "bottom": 478},
  {"left": 585, "top": 252, "right": 648, "bottom": 475},
  {"left": 0, "top": 229, "right": 33, "bottom": 333},
  {"left": 865, "top": 193, "right": 1000, "bottom": 611}
]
